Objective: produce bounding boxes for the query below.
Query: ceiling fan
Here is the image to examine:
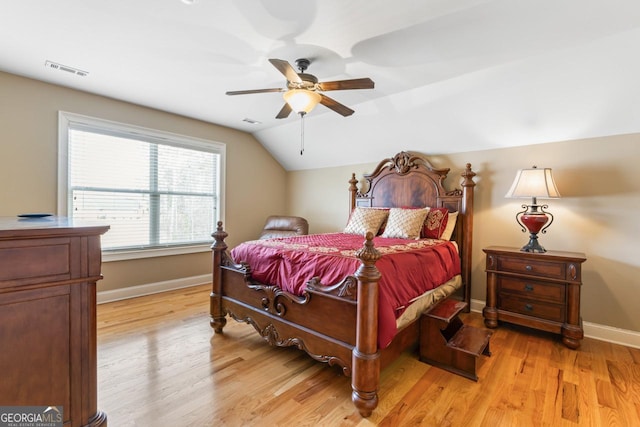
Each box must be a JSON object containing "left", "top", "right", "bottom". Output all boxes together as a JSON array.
[{"left": 226, "top": 58, "right": 375, "bottom": 119}]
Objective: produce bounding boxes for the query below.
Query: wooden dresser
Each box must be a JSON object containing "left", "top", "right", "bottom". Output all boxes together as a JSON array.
[
  {"left": 0, "top": 217, "right": 109, "bottom": 426},
  {"left": 482, "top": 246, "right": 587, "bottom": 349}
]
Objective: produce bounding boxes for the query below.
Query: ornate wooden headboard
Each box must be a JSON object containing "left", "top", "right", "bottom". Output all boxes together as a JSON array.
[{"left": 347, "top": 151, "right": 476, "bottom": 307}]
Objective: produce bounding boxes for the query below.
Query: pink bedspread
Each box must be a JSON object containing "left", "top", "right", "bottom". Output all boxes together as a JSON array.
[{"left": 230, "top": 233, "right": 461, "bottom": 348}]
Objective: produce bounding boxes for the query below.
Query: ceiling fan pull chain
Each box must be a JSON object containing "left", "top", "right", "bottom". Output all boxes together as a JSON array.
[{"left": 300, "top": 112, "right": 305, "bottom": 155}]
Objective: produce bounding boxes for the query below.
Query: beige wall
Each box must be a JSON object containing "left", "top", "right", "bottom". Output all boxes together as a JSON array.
[
  {"left": 3, "top": 70, "right": 638, "bottom": 333},
  {"left": 287, "top": 136, "right": 640, "bottom": 332},
  {"left": 0, "top": 71, "right": 286, "bottom": 292}
]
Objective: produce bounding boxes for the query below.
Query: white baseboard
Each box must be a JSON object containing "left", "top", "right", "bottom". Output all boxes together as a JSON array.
[
  {"left": 470, "top": 298, "right": 640, "bottom": 350},
  {"left": 581, "top": 321, "right": 640, "bottom": 349},
  {"left": 97, "top": 274, "right": 210, "bottom": 304}
]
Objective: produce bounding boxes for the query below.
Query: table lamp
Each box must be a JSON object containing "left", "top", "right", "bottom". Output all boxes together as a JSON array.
[{"left": 505, "top": 166, "right": 561, "bottom": 253}]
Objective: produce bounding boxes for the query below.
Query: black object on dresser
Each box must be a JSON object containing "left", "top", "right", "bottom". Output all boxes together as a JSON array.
[{"left": 482, "top": 246, "right": 587, "bottom": 349}]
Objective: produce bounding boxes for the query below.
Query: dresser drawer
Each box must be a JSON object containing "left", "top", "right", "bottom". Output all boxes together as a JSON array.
[
  {"left": 0, "top": 238, "right": 72, "bottom": 287},
  {"left": 497, "top": 256, "right": 565, "bottom": 280},
  {"left": 499, "top": 295, "right": 565, "bottom": 322},
  {"left": 498, "top": 277, "right": 565, "bottom": 304}
]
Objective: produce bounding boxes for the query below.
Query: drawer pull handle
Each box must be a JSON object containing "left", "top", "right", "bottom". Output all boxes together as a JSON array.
[
  {"left": 524, "top": 304, "right": 534, "bottom": 311},
  {"left": 525, "top": 265, "right": 533, "bottom": 271},
  {"left": 524, "top": 284, "right": 534, "bottom": 292}
]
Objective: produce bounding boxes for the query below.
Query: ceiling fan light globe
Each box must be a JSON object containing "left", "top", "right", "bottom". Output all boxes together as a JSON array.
[{"left": 283, "top": 89, "right": 321, "bottom": 114}]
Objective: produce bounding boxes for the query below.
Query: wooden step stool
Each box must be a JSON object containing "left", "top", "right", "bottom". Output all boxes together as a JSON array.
[{"left": 419, "top": 298, "right": 492, "bottom": 381}]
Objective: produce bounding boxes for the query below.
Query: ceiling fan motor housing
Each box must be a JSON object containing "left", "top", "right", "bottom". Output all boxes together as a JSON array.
[{"left": 289, "top": 73, "right": 318, "bottom": 90}]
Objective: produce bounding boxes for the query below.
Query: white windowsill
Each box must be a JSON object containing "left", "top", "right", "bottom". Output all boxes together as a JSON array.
[{"left": 102, "top": 243, "right": 212, "bottom": 262}]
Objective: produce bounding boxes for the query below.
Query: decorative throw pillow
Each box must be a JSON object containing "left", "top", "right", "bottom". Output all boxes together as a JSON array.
[
  {"left": 422, "top": 207, "right": 450, "bottom": 239},
  {"left": 381, "top": 208, "right": 429, "bottom": 239},
  {"left": 343, "top": 207, "right": 389, "bottom": 235},
  {"left": 375, "top": 208, "right": 391, "bottom": 235},
  {"left": 440, "top": 211, "right": 458, "bottom": 240}
]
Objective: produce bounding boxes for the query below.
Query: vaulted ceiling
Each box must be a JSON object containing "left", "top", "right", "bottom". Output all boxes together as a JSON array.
[{"left": 2, "top": 0, "right": 639, "bottom": 170}]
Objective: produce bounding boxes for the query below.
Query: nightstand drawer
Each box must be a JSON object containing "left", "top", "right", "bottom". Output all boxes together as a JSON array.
[
  {"left": 498, "top": 277, "right": 565, "bottom": 303},
  {"left": 497, "top": 256, "right": 565, "bottom": 279},
  {"left": 499, "top": 295, "right": 565, "bottom": 322}
]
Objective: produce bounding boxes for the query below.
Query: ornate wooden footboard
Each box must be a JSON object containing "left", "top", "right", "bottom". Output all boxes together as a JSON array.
[{"left": 210, "top": 151, "right": 476, "bottom": 417}]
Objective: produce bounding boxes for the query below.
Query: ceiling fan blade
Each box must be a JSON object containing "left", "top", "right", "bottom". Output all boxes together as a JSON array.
[
  {"left": 226, "top": 88, "right": 284, "bottom": 96},
  {"left": 317, "top": 78, "right": 375, "bottom": 91},
  {"left": 276, "top": 103, "right": 292, "bottom": 119},
  {"left": 320, "top": 94, "right": 355, "bottom": 117},
  {"left": 268, "top": 58, "right": 302, "bottom": 84}
]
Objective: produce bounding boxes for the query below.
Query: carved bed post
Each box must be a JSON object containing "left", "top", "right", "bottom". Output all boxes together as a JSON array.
[
  {"left": 352, "top": 232, "right": 382, "bottom": 417},
  {"left": 210, "top": 221, "right": 228, "bottom": 333},
  {"left": 349, "top": 173, "right": 358, "bottom": 214},
  {"left": 460, "top": 164, "right": 476, "bottom": 308}
]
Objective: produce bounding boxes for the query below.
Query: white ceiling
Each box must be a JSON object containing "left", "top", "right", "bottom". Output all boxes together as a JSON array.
[{"left": 2, "top": 0, "right": 640, "bottom": 171}]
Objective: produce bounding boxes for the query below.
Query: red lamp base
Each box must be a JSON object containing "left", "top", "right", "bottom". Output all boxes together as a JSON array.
[{"left": 519, "top": 212, "right": 549, "bottom": 253}]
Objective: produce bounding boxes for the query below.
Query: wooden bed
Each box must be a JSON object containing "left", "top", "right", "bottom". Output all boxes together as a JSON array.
[{"left": 210, "top": 151, "right": 476, "bottom": 417}]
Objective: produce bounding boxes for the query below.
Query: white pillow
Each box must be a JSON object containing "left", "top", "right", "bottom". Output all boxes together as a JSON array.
[
  {"left": 381, "top": 208, "right": 429, "bottom": 239},
  {"left": 440, "top": 211, "right": 459, "bottom": 240}
]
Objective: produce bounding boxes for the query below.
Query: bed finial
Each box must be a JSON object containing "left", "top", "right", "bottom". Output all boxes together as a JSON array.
[
  {"left": 349, "top": 173, "right": 359, "bottom": 214},
  {"left": 462, "top": 163, "right": 476, "bottom": 186},
  {"left": 355, "top": 232, "right": 381, "bottom": 265},
  {"left": 211, "top": 221, "right": 228, "bottom": 250}
]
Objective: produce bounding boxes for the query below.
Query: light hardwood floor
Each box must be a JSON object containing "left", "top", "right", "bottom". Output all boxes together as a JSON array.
[{"left": 97, "top": 284, "right": 640, "bottom": 426}]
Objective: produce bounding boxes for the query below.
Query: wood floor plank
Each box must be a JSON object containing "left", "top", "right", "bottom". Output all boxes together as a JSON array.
[{"left": 97, "top": 284, "right": 640, "bottom": 426}]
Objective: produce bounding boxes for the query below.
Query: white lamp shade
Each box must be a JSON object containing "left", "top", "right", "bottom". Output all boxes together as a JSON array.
[
  {"left": 283, "top": 89, "right": 321, "bottom": 114},
  {"left": 505, "top": 167, "right": 561, "bottom": 199}
]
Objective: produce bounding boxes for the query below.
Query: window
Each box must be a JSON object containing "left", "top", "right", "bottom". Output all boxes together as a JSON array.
[{"left": 58, "top": 112, "right": 225, "bottom": 261}]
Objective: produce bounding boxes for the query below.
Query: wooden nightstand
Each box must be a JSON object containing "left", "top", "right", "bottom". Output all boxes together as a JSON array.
[{"left": 482, "top": 246, "right": 587, "bottom": 349}]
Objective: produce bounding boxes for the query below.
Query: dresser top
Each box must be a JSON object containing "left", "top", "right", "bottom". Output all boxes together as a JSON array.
[
  {"left": 0, "top": 216, "right": 110, "bottom": 238},
  {"left": 483, "top": 245, "right": 586, "bottom": 262}
]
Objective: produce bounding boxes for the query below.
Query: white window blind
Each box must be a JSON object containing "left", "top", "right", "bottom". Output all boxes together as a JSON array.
[{"left": 59, "top": 112, "right": 224, "bottom": 257}]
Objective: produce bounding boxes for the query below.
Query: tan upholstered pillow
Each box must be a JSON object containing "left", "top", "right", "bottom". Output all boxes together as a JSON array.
[
  {"left": 381, "top": 208, "right": 429, "bottom": 239},
  {"left": 343, "top": 207, "right": 389, "bottom": 235}
]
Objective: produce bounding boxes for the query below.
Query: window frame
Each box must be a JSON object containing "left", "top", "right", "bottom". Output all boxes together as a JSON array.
[{"left": 58, "top": 111, "right": 225, "bottom": 262}]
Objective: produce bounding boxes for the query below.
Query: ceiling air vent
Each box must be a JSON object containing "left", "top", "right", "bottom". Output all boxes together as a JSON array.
[{"left": 45, "top": 61, "right": 89, "bottom": 77}]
